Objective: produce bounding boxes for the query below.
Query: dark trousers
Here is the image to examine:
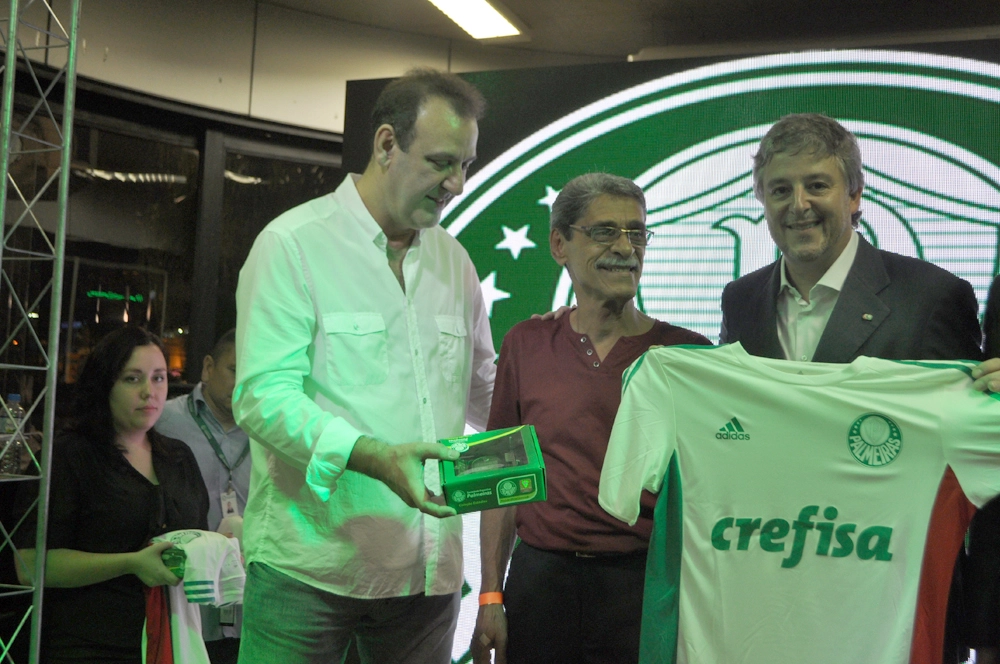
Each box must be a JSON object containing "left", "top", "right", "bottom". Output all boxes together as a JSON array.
[
  {"left": 944, "top": 496, "right": 1000, "bottom": 663},
  {"left": 962, "top": 496, "right": 1000, "bottom": 647},
  {"left": 205, "top": 637, "right": 240, "bottom": 664},
  {"left": 505, "top": 542, "right": 647, "bottom": 664}
]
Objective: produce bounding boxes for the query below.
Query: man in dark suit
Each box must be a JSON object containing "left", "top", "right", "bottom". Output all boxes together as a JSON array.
[
  {"left": 959, "top": 274, "right": 1000, "bottom": 664},
  {"left": 986, "top": 275, "right": 1000, "bottom": 360},
  {"left": 720, "top": 113, "right": 983, "bottom": 364},
  {"left": 719, "top": 113, "right": 999, "bottom": 661}
]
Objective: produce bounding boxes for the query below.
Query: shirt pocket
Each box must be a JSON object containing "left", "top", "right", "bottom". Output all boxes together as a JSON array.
[
  {"left": 435, "top": 315, "right": 468, "bottom": 384},
  {"left": 323, "top": 312, "right": 389, "bottom": 385}
]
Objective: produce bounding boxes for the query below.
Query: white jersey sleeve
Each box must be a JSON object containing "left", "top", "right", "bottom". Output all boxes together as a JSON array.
[
  {"left": 939, "top": 380, "right": 1000, "bottom": 508},
  {"left": 599, "top": 355, "right": 678, "bottom": 526}
]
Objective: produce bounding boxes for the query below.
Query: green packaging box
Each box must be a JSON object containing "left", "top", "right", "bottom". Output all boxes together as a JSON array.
[{"left": 438, "top": 425, "right": 546, "bottom": 514}]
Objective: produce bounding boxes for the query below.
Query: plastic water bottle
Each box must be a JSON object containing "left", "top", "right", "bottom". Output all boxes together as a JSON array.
[
  {"left": 4, "top": 394, "right": 25, "bottom": 434},
  {"left": 0, "top": 394, "right": 26, "bottom": 475}
]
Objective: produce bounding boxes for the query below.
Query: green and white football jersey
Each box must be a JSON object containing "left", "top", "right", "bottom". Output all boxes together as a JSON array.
[{"left": 599, "top": 343, "right": 1000, "bottom": 664}]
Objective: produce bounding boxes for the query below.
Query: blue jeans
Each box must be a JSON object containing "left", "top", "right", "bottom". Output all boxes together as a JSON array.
[{"left": 237, "top": 562, "right": 460, "bottom": 664}]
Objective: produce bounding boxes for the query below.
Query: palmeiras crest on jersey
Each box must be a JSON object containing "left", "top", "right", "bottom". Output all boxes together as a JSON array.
[
  {"left": 848, "top": 413, "right": 903, "bottom": 467},
  {"left": 443, "top": 50, "right": 1000, "bottom": 349}
]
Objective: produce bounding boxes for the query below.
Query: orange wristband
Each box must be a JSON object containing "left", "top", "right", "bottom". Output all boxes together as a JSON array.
[{"left": 479, "top": 592, "right": 504, "bottom": 606}]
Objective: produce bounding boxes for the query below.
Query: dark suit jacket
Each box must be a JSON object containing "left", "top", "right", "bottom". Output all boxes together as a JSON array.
[
  {"left": 719, "top": 235, "right": 984, "bottom": 363},
  {"left": 985, "top": 275, "right": 1000, "bottom": 359},
  {"left": 720, "top": 236, "right": 987, "bottom": 659}
]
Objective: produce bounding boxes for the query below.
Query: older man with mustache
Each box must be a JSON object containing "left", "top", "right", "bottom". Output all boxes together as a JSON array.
[{"left": 471, "top": 173, "right": 710, "bottom": 664}]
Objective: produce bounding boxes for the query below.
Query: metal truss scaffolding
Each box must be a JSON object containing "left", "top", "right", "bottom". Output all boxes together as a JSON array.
[{"left": 0, "top": 1, "right": 79, "bottom": 663}]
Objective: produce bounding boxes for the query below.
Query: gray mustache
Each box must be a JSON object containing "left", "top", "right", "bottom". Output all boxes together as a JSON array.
[{"left": 595, "top": 258, "right": 640, "bottom": 270}]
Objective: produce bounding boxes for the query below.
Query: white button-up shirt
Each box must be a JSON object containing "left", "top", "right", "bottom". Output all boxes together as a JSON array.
[
  {"left": 234, "top": 174, "right": 495, "bottom": 598},
  {"left": 777, "top": 230, "right": 859, "bottom": 362}
]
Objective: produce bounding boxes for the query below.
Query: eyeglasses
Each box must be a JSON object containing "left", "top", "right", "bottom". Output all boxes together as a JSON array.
[{"left": 568, "top": 225, "right": 654, "bottom": 247}]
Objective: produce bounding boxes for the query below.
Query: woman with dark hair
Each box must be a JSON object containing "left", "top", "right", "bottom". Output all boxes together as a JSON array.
[{"left": 17, "top": 326, "right": 209, "bottom": 663}]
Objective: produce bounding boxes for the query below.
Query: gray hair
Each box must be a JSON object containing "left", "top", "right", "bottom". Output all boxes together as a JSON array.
[
  {"left": 752, "top": 113, "right": 865, "bottom": 207},
  {"left": 550, "top": 173, "right": 646, "bottom": 238}
]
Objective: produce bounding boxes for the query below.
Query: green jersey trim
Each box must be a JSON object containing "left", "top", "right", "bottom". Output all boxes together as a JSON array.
[
  {"left": 891, "top": 360, "right": 1000, "bottom": 402},
  {"left": 893, "top": 359, "right": 975, "bottom": 376},
  {"left": 640, "top": 452, "right": 683, "bottom": 664},
  {"left": 622, "top": 353, "right": 648, "bottom": 393},
  {"left": 623, "top": 344, "right": 724, "bottom": 393}
]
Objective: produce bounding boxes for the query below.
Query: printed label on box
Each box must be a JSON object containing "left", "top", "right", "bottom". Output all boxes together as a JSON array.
[{"left": 439, "top": 425, "right": 547, "bottom": 514}]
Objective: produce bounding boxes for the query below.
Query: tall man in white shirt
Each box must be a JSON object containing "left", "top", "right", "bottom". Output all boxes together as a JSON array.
[
  {"left": 719, "top": 112, "right": 1000, "bottom": 659},
  {"left": 233, "top": 69, "right": 496, "bottom": 664}
]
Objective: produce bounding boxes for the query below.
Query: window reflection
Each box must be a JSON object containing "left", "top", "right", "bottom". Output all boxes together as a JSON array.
[
  {"left": 58, "top": 125, "right": 200, "bottom": 383},
  {"left": 214, "top": 151, "right": 343, "bottom": 337}
]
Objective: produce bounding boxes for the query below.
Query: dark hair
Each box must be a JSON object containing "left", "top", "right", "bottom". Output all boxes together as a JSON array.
[
  {"left": 208, "top": 328, "right": 236, "bottom": 361},
  {"left": 371, "top": 68, "right": 486, "bottom": 152},
  {"left": 71, "top": 327, "right": 166, "bottom": 450},
  {"left": 550, "top": 173, "right": 646, "bottom": 239},
  {"left": 753, "top": 113, "right": 864, "bottom": 225}
]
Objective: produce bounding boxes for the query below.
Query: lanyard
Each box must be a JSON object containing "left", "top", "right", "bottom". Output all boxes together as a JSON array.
[{"left": 186, "top": 393, "right": 250, "bottom": 482}]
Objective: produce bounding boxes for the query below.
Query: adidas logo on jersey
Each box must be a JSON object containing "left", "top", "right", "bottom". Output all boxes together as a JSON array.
[{"left": 716, "top": 417, "right": 750, "bottom": 440}]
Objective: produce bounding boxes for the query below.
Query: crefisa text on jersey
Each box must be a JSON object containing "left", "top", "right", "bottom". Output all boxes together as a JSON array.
[{"left": 710, "top": 505, "right": 893, "bottom": 569}]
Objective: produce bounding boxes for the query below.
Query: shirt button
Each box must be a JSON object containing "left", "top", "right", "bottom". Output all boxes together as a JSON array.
[
  {"left": 423, "top": 398, "right": 427, "bottom": 404},
  {"left": 801, "top": 355, "right": 807, "bottom": 361},
  {"left": 593, "top": 361, "right": 600, "bottom": 368},
  {"left": 586, "top": 349, "right": 593, "bottom": 356}
]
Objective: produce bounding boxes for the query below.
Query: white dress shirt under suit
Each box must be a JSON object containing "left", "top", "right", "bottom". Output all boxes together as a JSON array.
[{"left": 777, "top": 230, "right": 860, "bottom": 362}]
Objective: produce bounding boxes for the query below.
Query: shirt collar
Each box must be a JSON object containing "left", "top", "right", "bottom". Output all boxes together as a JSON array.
[
  {"left": 190, "top": 382, "right": 207, "bottom": 408},
  {"left": 343, "top": 173, "right": 423, "bottom": 252},
  {"left": 779, "top": 229, "right": 859, "bottom": 298},
  {"left": 190, "top": 382, "right": 221, "bottom": 428}
]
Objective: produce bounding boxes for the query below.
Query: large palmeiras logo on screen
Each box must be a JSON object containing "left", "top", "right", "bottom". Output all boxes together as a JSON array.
[{"left": 443, "top": 50, "right": 1000, "bottom": 346}]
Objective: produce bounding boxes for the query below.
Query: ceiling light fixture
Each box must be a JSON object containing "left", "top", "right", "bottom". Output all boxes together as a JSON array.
[
  {"left": 74, "top": 168, "right": 188, "bottom": 184},
  {"left": 427, "top": 0, "right": 520, "bottom": 40}
]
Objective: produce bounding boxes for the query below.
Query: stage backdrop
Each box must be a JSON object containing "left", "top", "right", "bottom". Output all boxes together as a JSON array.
[{"left": 344, "top": 41, "right": 1000, "bottom": 663}]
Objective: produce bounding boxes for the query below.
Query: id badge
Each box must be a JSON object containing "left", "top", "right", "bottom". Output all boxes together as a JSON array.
[
  {"left": 220, "top": 604, "right": 236, "bottom": 626},
  {"left": 220, "top": 487, "right": 240, "bottom": 517}
]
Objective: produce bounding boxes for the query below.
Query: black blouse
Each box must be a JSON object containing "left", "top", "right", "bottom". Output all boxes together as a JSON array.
[{"left": 17, "top": 431, "right": 209, "bottom": 660}]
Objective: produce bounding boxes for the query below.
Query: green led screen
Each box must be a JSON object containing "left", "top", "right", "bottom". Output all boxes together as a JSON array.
[
  {"left": 344, "top": 44, "right": 1000, "bottom": 664},
  {"left": 438, "top": 49, "right": 1000, "bottom": 350}
]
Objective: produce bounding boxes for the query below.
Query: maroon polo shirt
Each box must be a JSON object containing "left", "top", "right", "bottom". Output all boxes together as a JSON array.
[{"left": 488, "top": 314, "right": 711, "bottom": 554}]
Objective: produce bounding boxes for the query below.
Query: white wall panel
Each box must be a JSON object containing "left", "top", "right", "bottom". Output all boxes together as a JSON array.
[
  {"left": 251, "top": 3, "right": 451, "bottom": 133},
  {"left": 52, "top": 0, "right": 256, "bottom": 115},
  {"left": 450, "top": 41, "right": 610, "bottom": 73},
  {"left": 12, "top": 0, "right": 55, "bottom": 67},
  {"left": 12, "top": 1, "right": 611, "bottom": 135}
]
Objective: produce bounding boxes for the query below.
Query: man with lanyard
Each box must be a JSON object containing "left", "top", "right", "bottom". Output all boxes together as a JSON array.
[{"left": 156, "top": 328, "right": 248, "bottom": 664}]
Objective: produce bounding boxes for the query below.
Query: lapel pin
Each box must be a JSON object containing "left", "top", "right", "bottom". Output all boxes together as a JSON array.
[{"left": 862, "top": 313, "right": 874, "bottom": 320}]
